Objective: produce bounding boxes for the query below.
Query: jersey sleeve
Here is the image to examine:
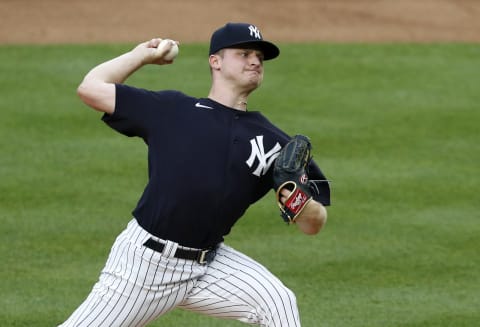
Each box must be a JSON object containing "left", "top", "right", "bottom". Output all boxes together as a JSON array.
[{"left": 101, "top": 84, "right": 182, "bottom": 140}]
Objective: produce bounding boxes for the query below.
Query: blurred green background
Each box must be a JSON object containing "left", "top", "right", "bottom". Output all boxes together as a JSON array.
[{"left": 0, "top": 43, "right": 479, "bottom": 326}]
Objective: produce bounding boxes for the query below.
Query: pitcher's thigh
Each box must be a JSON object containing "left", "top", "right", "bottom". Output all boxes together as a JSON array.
[
  {"left": 180, "top": 245, "right": 301, "bottom": 326},
  {"left": 59, "top": 225, "right": 203, "bottom": 327}
]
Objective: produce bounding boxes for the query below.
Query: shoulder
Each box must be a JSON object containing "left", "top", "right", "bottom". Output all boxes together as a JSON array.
[
  {"left": 115, "top": 86, "right": 198, "bottom": 113},
  {"left": 116, "top": 85, "right": 192, "bottom": 102},
  {"left": 153, "top": 89, "right": 193, "bottom": 100}
]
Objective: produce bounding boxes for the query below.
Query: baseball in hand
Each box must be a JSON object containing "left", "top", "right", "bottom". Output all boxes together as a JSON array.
[{"left": 156, "top": 39, "right": 179, "bottom": 60}]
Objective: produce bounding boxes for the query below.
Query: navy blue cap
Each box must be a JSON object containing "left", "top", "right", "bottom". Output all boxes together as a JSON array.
[{"left": 209, "top": 23, "right": 280, "bottom": 60}]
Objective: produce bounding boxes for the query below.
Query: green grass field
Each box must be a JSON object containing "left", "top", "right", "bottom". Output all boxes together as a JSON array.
[{"left": 1, "top": 43, "right": 479, "bottom": 326}]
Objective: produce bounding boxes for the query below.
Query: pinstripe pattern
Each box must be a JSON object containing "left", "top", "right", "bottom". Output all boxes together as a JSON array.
[
  {"left": 180, "top": 245, "right": 300, "bottom": 326},
  {"left": 59, "top": 219, "right": 300, "bottom": 326}
]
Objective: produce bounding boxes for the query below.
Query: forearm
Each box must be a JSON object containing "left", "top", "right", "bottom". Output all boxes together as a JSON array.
[
  {"left": 83, "top": 50, "right": 146, "bottom": 85},
  {"left": 77, "top": 39, "right": 173, "bottom": 114},
  {"left": 295, "top": 200, "right": 327, "bottom": 235},
  {"left": 77, "top": 50, "right": 146, "bottom": 113}
]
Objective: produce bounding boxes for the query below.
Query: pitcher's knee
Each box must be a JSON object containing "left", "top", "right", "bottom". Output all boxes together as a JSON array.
[{"left": 262, "top": 284, "right": 300, "bottom": 326}]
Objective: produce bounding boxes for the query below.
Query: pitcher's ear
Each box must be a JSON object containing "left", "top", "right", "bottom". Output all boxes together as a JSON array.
[{"left": 209, "top": 54, "right": 221, "bottom": 70}]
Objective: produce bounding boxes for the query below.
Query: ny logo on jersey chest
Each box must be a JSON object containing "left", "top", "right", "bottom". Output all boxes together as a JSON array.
[{"left": 245, "top": 135, "right": 281, "bottom": 177}]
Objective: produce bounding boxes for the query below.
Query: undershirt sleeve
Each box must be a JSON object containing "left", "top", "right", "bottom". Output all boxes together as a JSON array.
[{"left": 308, "top": 160, "right": 331, "bottom": 206}]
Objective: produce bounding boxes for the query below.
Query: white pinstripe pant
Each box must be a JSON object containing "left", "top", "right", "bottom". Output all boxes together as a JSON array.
[{"left": 59, "top": 219, "right": 301, "bottom": 326}]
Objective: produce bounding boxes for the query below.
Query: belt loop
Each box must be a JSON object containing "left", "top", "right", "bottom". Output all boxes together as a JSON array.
[{"left": 162, "top": 240, "right": 178, "bottom": 258}]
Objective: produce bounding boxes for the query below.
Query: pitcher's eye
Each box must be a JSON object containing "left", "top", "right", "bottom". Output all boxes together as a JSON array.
[{"left": 257, "top": 52, "right": 265, "bottom": 62}]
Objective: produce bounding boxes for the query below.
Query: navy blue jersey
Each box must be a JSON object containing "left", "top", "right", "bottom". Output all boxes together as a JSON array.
[{"left": 102, "top": 84, "right": 329, "bottom": 248}]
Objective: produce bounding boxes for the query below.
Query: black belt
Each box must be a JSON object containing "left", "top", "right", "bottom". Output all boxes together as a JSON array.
[{"left": 143, "top": 238, "right": 217, "bottom": 264}]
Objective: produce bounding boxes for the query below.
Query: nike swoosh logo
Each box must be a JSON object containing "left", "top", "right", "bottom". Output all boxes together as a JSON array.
[{"left": 195, "top": 102, "right": 213, "bottom": 110}]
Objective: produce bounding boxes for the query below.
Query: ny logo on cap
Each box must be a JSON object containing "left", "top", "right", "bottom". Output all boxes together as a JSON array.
[{"left": 248, "top": 25, "right": 262, "bottom": 40}]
